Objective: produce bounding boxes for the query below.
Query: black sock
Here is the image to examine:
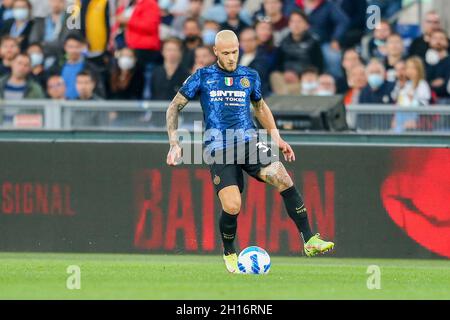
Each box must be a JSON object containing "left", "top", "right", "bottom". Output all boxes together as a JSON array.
[
  {"left": 280, "top": 186, "right": 314, "bottom": 243},
  {"left": 219, "top": 210, "right": 238, "bottom": 255}
]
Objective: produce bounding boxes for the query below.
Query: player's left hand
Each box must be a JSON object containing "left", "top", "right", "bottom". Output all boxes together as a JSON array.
[{"left": 278, "top": 139, "right": 296, "bottom": 162}]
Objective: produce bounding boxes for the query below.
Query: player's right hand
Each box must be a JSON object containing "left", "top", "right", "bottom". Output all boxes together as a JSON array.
[{"left": 166, "top": 144, "right": 182, "bottom": 166}]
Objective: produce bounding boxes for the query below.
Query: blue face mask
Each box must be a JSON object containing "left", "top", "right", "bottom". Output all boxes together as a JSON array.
[
  {"left": 202, "top": 29, "right": 217, "bottom": 46},
  {"left": 3, "top": 9, "right": 14, "bottom": 20},
  {"left": 368, "top": 74, "right": 384, "bottom": 89}
]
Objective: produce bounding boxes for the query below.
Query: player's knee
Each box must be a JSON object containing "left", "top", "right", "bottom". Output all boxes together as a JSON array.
[
  {"left": 267, "top": 162, "right": 294, "bottom": 191},
  {"left": 222, "top": 198, "right": 241, "bottom": 215}
]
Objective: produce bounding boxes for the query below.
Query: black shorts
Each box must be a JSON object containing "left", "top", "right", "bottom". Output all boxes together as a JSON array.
[{"left": 208, "top": 139, "right": 278, "bottom": 194}]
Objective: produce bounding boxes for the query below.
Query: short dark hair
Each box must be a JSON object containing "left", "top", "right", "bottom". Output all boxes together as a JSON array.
[
  {"left": 183, "top": 17, "right": 201, "bottom": 29},
  {"left": 431, "top": 28, "right": 449, "bottom": 38},
  {"left": 387, "top": 32, "right": 402, "bottom": 40},
  {"left": 76, "top": 70, "right": 95, "bottom": 83},
  {"left": 27, "top": 42, "right": 44, "bottom": 51},
  {"left": 196, "top": 45, "right": 214, "bottom": 56},
  {"left": 13, "top": 53, "right": 31, "bottom": 62},
  {"left": 289, "top": 8, "right": 309, "bottom": 24},
  {"left": 163, "top": 37, "right": 183, "bottom": 50},
  {"left": 64, "top": 32, "right": 86, "bottom": 45},
  {"left": 300, "top": 66, "right": 319, "bottom": 77},
  {"left": 0, "top": 36, "right": 19, "bottom": 46}
]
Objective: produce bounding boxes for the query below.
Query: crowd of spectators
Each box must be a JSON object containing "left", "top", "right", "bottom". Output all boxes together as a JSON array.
[{"left": 0, "top": 0, "right": 450, "bottom": 131}]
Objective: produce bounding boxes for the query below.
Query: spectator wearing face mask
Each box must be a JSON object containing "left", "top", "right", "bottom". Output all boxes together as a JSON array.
[
  {"left": 392, "top": 57, "right": 431, "bottom": 133},
  {"left": 202, "top": 20, "right": 220, "bottom": 47},
  {"left": 359, "top": 58, "right": 395, "bottom": 104},
  {"left": 361, "top": 20, "right": 392, "bottom": 62},
  {"left": 426, "top": 29, "right": 450, "bottom": 100},
  {"left": 0, "top": 0, "right": 14, "bottom": 30},
  {"left": 28, "top": 0, "right": 70, "bottom": 60},
  {"left": 0, "top": 0, "right": 34, "bottom": 51},
  {"left": 357, "top": 59, "right": 395, "bottom": 130},
  {"left": 0, "top": 35, "right": 20, "bottom": 74},
  {"left": 315, "top": 73, "right": 336, "bottom": 96},
  {"left": 26, "top": 42, "right": 46, "bottom": 88},
  {"left": 300, "top": 66, "right": 319, "bottom": 95},
  {"left": 108, "top": 47, "right": 144, "bottom": 100},
  {"left": 121, "top": 0, "right": 161, "bottom": 100}
]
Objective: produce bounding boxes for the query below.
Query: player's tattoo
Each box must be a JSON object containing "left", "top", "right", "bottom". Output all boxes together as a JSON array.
[
  {"left": 166, "top": 92, "right": 189, "bottom": 145},
  {"left": 258, "top": 161, "right": 294, "bottom": 191},
  {"left": 251, "top": 99, "right": 267, "bottom": 111}
]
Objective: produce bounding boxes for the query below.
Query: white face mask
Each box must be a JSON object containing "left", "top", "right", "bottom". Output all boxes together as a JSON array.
[
  {"left": 30, "top": 53, "right": 44, "bottom": 67},
  {"left": 301, "top": 81, "right": 318, "bottom": 94},
  {"left": 13, "top": 8, "right": 29, "bottom": 21},
  {"left": 118, "top": 56, "right": 136, "bottom": 70},
  {"left": 425, "top": 49, "right": 440, "bottom": 65},
  {"left": 316, "top": 89, "right": 334, "bottom": 96}
]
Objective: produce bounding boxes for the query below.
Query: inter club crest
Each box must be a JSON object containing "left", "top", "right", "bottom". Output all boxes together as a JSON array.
[
  {"left": 240, "top": 77, "right": 250, "bottom": 88},
  {"left": 224, "top": 77, "right": 233, "bottom": 86}
]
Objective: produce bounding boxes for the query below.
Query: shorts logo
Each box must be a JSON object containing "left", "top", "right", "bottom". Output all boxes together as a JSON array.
[
  {"left": 240, "top": 77, "right": 250, "bottom": 88},
  {"left": 213, "top": 175, "right": 221, "bottom": 185},
  {"left": 224, "top": 77, "right": 233, "bottom": 86}
]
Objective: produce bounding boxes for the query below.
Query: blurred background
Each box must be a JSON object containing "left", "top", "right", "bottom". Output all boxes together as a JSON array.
[{"left": 0, "top": 0, "right": 449, "bottom": 132}]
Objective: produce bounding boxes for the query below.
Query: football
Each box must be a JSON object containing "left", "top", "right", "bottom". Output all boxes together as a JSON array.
[{"left": 237, "top": 246, "right": 271, "bottom": 275}]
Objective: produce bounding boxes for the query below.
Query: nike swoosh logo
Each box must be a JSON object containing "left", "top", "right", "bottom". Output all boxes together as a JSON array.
[{"left": 207, "top": 80, "right": 218, "bottom": 84}]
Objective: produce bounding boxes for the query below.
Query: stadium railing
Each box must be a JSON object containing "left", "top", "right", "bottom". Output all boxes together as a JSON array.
[{"left": 0, "top": 99, "right": 450, "bottom": 134}]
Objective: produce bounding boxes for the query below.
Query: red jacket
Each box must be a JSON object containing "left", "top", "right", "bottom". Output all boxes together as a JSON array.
[{"left": 125, "top": 0, "right": 161, "bottom": 51}]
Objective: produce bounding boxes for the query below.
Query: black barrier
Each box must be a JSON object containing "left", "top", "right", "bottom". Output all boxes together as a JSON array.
[{"left": 0, "top": 141, "right": 449, "bottom": 259}]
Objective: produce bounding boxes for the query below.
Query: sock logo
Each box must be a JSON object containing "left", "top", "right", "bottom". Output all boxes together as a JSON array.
[
  {"left": 222, "top": 233, "right": 235, "bottom": 240},
  {"left": 295, "top": 205, "right": 306, "bottom": 214}
]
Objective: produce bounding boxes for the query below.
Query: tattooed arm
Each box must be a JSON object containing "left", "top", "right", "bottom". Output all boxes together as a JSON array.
[
  {"left": 166, "top": 92, "right": 189, "bottom": 166},
  {"left": 251, "top": 99, "right": 296, "bottom": 162}
]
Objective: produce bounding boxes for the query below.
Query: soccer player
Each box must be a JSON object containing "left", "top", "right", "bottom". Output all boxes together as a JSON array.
[{"left": 166, "top": 30, "right": 334, "bottom": 273}]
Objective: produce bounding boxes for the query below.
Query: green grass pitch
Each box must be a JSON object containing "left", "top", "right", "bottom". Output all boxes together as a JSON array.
[{"left": 0, "top": 253, "right": 449, "bottom": 300}]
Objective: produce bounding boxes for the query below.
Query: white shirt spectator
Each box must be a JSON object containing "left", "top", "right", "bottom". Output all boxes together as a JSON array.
[{"left": 397, "top": 79, "right": 431, "bottom": 107}]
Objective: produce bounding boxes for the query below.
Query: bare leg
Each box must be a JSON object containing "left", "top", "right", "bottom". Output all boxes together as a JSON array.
[{"left": 258, "top": 161, "right": 294, "bottom": 192}]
